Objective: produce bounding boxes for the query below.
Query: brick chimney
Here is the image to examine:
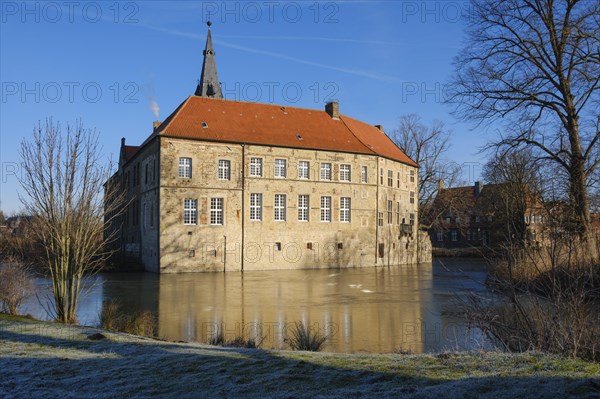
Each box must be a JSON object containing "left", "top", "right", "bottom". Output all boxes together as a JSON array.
[
  {"left": 438, "top": 179, "right": 445, "bottom": 191},
  {"left": 121, "top": 137, "right": 126, "bottom": 148},
  {"left": 374, "top": 124, "right": 384, "bottom": 131},
  {"left": 153, "top": 120, "right": 162, "bottom": 132},
  {"left": 325, "top": 101, "right": 339, "bottom": 120}
]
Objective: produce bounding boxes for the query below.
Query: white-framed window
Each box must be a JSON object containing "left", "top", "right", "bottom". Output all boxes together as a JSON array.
[
  {"left": 210, "top": 198, "right": 223, "bottom": 225},
  {"left": 250, "top": 157, "right": 262, "bottom": 177},
  {"left": 320, "top": 196, "right": 331, "bottom": 222},
  {"left": 410, "top": 191, "right": 415, "bottom": 204},
  {"left": 179, "top": 157, "right": 192, "bottom": 178},
  {"left": 298, "top": 194, "right": 309, "bottom": 221},
  {"left": 380, "top": 168, "right": 384, "bottom": 185},
  {"left": 250, "top": 193, "right": 262, "bottom": 221},
  {"left": 387, "top": 170, "right": 393, "bottom": 187},
  {"left": 451, "top": 230, "right": 458, "bottom": 241},
  {"left": 410, "top": 169, "right": 415, "bottom": 183},
  {"left": 397, "top": 172, "right": 401, "bottom": 188},
  {"left": 437, "top": 231, "right": 443, "bottom": 242},
  {"left": 274, "top": 194, "right": 286, "bottom": 221},
  {"left": 397, "top": 202, "right": 401, "bottom": 224},
  {"left": 298, "top": 161, "right": 310, "bottom": 179},
  {"left": 183, "top": 198, "right": 197, "bottom": 225},
  {"left": 340, "top": 164, "right": 351, "bottom": 182},
  {"left": 361, "top": 166, "right": 368, "bottom": 183},
  {"left": 340, "top": 197, "right": 351, "bottom": 222},
  {"left": 378, "top": 212, "right": 384, "bottom": 227},
  {"left": 387, "top": 200, "right": 393, "bottom": 224},
  {"left": 274, "top": 159, "right": 286, "bottom": 178},
  {"left": 320, "top": 163, "right": 332, "bottom": 181},
  {"left": 410, "top": 213, "right": 415, "bottom": 225},
  {"left": 218, "top": 160, "right": 231, "bottom": 180}
]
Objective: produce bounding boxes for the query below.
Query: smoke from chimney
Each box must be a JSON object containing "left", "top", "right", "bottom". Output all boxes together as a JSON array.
[{"left": 149, "top": 97, "right": 160, "bottom": 119}]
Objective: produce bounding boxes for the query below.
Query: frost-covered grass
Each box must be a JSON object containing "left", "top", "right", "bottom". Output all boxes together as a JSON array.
[{"left": 1, "top": 315, "right": 599, "bottom": 398}]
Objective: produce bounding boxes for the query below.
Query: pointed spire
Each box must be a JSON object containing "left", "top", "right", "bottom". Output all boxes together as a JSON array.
[{"left": 195, "top": 21, "right": 223, "bottom": 98}]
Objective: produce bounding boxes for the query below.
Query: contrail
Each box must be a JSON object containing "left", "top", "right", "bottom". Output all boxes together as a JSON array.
[{"left": 138, "top": 24, "right": 406, "bottom": 84}]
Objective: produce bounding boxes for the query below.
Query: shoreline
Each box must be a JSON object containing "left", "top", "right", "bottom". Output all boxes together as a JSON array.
[{"left": 1, "top": 315, "right": 598, "bottom": 398}]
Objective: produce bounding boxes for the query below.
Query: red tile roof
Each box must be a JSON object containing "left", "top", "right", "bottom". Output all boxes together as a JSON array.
[
  {"left": 123, "top": 145, "right": 140, "bottom": 162},
  {"left": 150, "top": 96, "right": 417, "bottom": 167}
]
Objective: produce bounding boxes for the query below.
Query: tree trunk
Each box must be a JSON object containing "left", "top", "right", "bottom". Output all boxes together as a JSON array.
[{"left": 566, "top": 113, "right": 593, "bottom": 255}]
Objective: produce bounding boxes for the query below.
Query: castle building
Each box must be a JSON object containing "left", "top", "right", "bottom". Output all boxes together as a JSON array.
[{"left": 106, "top": 24, "right": 427, "bottom": 273}]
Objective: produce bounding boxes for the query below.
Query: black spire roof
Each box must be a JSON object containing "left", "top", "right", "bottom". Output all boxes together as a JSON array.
[{"left": 195, "top": 21, "right": 223, "bottom": 98}]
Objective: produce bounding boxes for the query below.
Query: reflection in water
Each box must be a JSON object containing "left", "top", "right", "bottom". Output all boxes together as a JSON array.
[{"left": 22, "top": 259, "right": 490, "bottom": 354}]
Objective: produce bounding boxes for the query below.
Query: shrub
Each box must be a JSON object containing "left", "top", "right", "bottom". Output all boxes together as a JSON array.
[
  {"left": 0, "top": 257, "right": 33, "bottom": 315},
  {"left": 100, "top": 300, "right": 157, "bottom": 338},
  {"left": 207, "top": 328, "right": 225, "bottom": 346},
  {"left": 462, "top": 238, "right": 600, "bottom": 362},
  {"left": 206, "top": 326, "right": 264, "bottom": 349},
  {"left": 284, "top": 322, "right": 328, "bottom": 352}
]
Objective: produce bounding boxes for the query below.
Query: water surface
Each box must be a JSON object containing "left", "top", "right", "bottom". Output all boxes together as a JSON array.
[{"left": 24, "top": 258, "right": 490, "bottom": 353}]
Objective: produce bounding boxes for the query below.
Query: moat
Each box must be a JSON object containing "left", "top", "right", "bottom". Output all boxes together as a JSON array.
[{"left": 23, "top": 258, "right": 491, "bottom": 353}]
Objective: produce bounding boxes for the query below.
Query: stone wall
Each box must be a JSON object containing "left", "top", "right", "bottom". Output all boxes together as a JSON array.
[{"left": 152, "top": 137, "right": 424, "bottom": 272}]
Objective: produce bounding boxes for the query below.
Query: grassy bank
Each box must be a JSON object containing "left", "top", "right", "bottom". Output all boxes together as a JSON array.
[{"left": 1, "top": 315, "right": 598, "bottom": 398}]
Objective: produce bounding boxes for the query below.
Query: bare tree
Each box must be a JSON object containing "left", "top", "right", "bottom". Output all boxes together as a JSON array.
[
  {"left": 390, "top": 114, "right": 458, "bottom": 205},
  {"left": 390, "top": 114, "right": 460, "bottom": 228},
  {"left": 482, "top": 149, "right": 544, "bottom": 247},
  {"left": 450, "top": 0, "right": 600, "bottom": 247},
  {"left": 19, "top": 119, "right": 124, "bottom": 323}
]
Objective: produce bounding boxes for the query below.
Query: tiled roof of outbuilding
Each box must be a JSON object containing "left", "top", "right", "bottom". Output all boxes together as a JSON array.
[{"left": 123, "top": 145, "right": 140, "bottom": 162}]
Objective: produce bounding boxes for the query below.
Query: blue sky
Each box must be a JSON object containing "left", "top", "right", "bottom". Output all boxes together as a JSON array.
[{"left": 0, "top": 1, "right": 493, "bottom": 213}]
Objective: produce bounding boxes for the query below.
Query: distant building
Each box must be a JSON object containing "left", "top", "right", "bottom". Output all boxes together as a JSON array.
[
  {"left": 427, "top": 181, "right": 550, "bottom": 251},
  {"left": 105, "top": 23, "right": 429, "bottom": 273}
]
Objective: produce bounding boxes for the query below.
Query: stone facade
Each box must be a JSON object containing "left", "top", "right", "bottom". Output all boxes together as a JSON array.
[{"left": 110, "top": 134, "right": 424, "bottom": 272}]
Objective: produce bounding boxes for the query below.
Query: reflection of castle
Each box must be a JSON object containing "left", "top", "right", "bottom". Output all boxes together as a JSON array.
[
  {"left": 156, "top": 267, "right": 433, "bottom": 353},
  {"left": 152, "top": 263, "right": 481, "bottom": 354},
  {"left": 105, "top": 23, "right": 428, "bottom": 273}
]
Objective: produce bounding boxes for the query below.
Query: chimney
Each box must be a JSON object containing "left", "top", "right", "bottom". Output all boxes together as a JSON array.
[
  {"left": 374, "top": 124, "right": 384, "bottom": 131},
  {"left": 121, "top": 137, "right": 126, "bottom": 148},
  {"left": 475, "top": 181, "right": 483, "bottom": 196},
  {"left": 153, "top": 120, "right": 162, "bottom": 132},
  {"left": 325, "top": 101, "right": 339, "bottom": 120},
  {"left": 438, "top": 179, "right": 445, "bottom": 191}
]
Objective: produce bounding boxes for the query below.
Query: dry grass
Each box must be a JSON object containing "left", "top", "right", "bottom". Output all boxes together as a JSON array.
[
  {"left": 284, "top": 322, "right": 329, "bottom": 352},
  {"left": 206, "top": 326, "right": 265, "bottom": 348},
  {"left": 464, "top": 236, "right": 600, "bottom": 362},
  {"left": 100, "top": 300, "right": 156, "bottom": 338}
]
